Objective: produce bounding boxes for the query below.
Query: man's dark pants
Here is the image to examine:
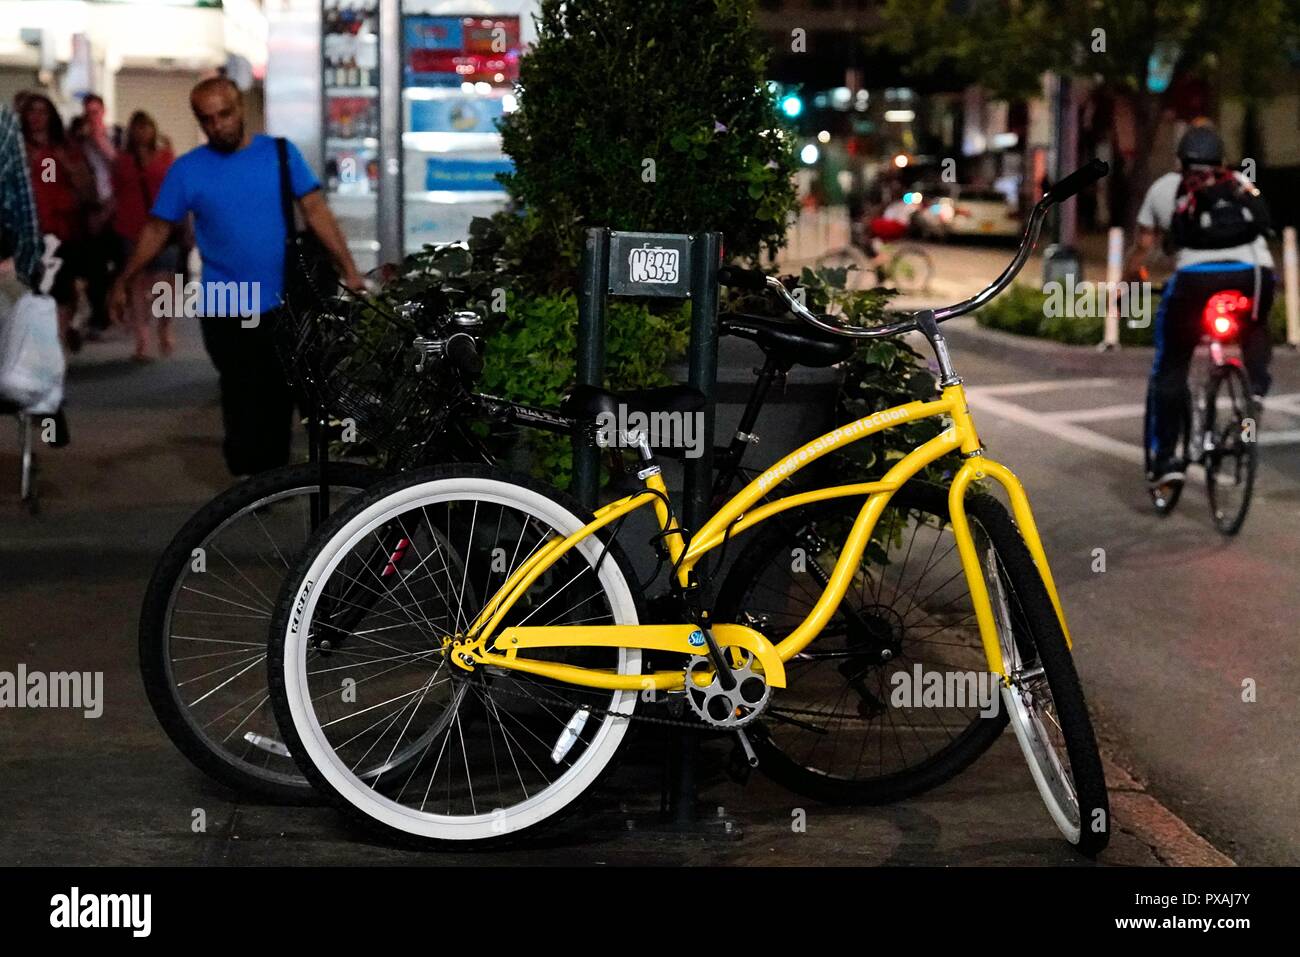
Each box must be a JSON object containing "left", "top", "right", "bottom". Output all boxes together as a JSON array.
[
  {"left": 82, "top": 229, "right": 123, "bottom": 331},
  {"left": 200, "top": 307, "right": 295, "bottom": 475},
  {"left": 1147, "top": 264, "right": 1275, "bottom": 463}
]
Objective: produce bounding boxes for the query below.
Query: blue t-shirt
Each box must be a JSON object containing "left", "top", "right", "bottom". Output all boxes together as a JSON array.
[{"left": 151, "top": 134, "right": 320, "bottom": 311}]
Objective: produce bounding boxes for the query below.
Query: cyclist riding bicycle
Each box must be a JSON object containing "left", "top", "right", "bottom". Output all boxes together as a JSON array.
[{"left": 1124, "top": 124, "right": 1275, "bottom": 487}]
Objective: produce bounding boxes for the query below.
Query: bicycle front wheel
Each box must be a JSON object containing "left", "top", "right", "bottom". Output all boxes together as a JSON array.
[
  {"left": 268, "top": 465, "right": 644, "bottom": 848},
  {"left": 1203, "top": 362, "right": 1258, "bottom": 535},
  {"left": 976, "top": 498, "right": 1110, "bottom": 855}
]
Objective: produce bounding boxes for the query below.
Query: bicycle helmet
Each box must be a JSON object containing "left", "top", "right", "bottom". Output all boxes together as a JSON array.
[{"left": 1177, "top": 126, "right": 1224, "bottom": 166}]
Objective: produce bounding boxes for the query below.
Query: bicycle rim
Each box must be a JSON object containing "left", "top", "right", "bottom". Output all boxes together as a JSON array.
[
  {"left": 271, "top": 471, "right": 642, "bottom": 845},
  {"left": 158, "top": 479, "right": 372, "bottom": 792},
  {"left": 718, "top": 485, "right": 1006, "bottom": 803},
  {"left": 980, "top": 521, "right": 1107, "bottom": 853}
]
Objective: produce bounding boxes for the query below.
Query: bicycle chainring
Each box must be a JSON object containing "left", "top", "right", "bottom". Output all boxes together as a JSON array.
[{"left": 683, "top": 649, "right": 771, "bottom": 728}]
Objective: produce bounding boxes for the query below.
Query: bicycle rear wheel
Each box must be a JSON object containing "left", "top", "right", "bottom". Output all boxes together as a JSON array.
[
  {"left": 714, "top": 484, "right": 1007, "bottom": 804},
  {"left": 815, "top": 246, "right": 872, "bottom": 289},
  {"left": 268, "top": 465, "right": 645, "bottom": 847},
  {"left": 139, "top": 462, "right": 381, "bottom": 803},
  {"left": 887, "top": 244, "right": 932, "bottom": 294},
  {"left": 1203, "top": 361, "right": 1258, "bottom": 535}
]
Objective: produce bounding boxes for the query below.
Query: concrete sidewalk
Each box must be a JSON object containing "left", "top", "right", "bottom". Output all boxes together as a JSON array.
[{"left": 0, "top": 319, "right": 1230, "bottom": 866}]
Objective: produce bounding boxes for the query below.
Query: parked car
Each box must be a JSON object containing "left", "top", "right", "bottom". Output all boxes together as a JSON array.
[{"left": 913, "top": 185, "right": 1020, "bottom": 240}]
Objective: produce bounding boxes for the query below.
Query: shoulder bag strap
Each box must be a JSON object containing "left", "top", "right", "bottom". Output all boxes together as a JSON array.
[{"left": 275, "top": 136, "right": 296, "bottom": 245}]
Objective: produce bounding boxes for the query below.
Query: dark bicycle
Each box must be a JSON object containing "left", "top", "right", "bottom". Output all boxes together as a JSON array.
[
  {"left": 138, "top": 281, "right": 882, "bottom": 802},
  {"left": 1145, "top": 287, "right": 1261, "bottom": 535}
]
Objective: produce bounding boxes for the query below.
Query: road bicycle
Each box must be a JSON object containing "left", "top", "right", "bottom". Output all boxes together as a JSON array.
[
  {"left": 139, "top": 282, "right": 887, "bottom": 802},
  {"left": 1144, "top": 286, "right": 1261, "bottom": 535},
  {"left": 817, "top": 222, "right": 933, "bottom": 295},
  {"left": 266, "top": 161, "right": 1114, "bottom": 854}
]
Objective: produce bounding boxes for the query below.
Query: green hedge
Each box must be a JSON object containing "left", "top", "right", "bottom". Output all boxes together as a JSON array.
[{"left": 975, "top": 282, "right": 1291, "bottom": 347}]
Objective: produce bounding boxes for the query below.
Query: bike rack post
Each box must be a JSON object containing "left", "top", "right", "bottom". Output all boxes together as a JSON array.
[
  {"left": 574, "top": 228, "right": 611, "bottom": 507},
  {"left": 573, "top": 227, "right": 728, "bottom": 832}
]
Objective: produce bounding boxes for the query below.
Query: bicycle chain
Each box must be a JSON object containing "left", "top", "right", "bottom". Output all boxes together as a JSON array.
[
  {"left": 449, "top": 668, "right": 710, "bottom": 731},
  {"left": 447, "top": 668, "right": 875, "bottom": 731}
]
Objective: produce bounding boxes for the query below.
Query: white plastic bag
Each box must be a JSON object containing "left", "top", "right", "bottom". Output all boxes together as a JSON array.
[{"left": 0, "top": 290, "right": 65, "bottom": 413}]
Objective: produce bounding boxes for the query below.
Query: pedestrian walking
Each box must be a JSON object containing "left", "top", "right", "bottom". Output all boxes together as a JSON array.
[
  {"left": 111, "top": 111, "right": 178, "bottom": 361},
  {"left": 109, "top": 76, "right": 364, "bottom": 477},
  {"left": 73, "top": 93, "right": 123, "bottom": 338},
  {"left": 1, "top": 102, "right": 69, "bottom": 447},
  {"left": 0, "top": 105, "right": 43, "bottom": 289},
  {"left": 18, "top": 93, "right": 97, "bottom": 352}
]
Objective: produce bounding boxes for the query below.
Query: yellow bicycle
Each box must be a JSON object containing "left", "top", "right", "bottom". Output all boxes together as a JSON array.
[{"left": 268, "top": 162, "right": 1113, "bottom": 854}]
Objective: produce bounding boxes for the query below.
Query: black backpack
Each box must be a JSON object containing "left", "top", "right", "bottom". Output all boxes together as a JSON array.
[{"left": 1170, "top": 167, "right": 1271, "bottom": 250}]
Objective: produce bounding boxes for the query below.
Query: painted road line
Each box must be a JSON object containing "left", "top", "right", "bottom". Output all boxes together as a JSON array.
[
  {"left": 1049, "top": 392, "right": 1300, "bottom": 426},
  {"left": 1050, "top": 403, "right": 1146, "bottom": 424},
  {"left": 974, "top": 377, "right": 1119, "bottom": 398},
  {"left": 1259, "top": 429, "right": 1300, "bottom": 445},
  {"left": 965, "top": 388, "right": 1147, "bottom": 467}
]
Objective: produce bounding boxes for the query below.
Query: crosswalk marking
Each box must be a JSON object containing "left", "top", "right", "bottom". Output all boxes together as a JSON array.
[
  {"left": 972, "top": 378, "right": 1118, "bottom": 397},
  {"left": 968, "top": 379, "right": 1300, "bottom": 459}
]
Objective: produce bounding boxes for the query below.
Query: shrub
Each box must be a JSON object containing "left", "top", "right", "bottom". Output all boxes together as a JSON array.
[
  {"left": 976, "top": 278, "right": 1293, "bottom": 348},
  {"left": 497, "top": 0, "right": 798, "bottom": 292}
]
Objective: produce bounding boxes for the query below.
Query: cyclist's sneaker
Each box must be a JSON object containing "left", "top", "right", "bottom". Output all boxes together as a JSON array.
[{"left": 1146, "top": 457, "right": 1185, "bottom": 486}]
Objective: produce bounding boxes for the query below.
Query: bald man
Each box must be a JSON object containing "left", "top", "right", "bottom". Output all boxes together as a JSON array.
[{"left": 110, "top": 76, "right": 364, "bottom": 476}]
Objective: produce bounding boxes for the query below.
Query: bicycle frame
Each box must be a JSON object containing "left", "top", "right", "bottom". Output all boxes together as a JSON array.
[{"left": 453, "top": 380, "right": 1073, "bottom": 692}]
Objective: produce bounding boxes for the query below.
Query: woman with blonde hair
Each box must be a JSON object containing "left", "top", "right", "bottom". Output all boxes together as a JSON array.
[{"left": 111, "top": 110, "right": 178, "bottom": 360}]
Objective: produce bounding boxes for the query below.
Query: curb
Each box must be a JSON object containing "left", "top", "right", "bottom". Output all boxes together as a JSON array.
[{"left": 1102, "top": 755, "right": 1235, "bottom": 867}]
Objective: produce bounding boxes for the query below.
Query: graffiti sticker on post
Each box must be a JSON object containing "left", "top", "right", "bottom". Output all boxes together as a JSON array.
[{"left": 608, "top": 231, "right": 693, "bottom": 298}]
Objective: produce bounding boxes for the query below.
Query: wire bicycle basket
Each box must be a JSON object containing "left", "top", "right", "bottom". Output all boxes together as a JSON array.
[{"left": 274, "top": 283, "right": 461, "bottom": 470}]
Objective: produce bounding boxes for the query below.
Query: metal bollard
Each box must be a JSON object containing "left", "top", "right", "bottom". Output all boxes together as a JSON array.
[
  {"left": 1283, "top": 227, "right": 1299, "bottom": 349},
  {"left": 1100, "top": 226, "right": 1123, "bottom": 351}
]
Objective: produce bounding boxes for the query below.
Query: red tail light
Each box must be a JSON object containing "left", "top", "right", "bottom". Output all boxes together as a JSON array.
[{"left": 1203, "top": 290, "right": 1251, "bottom": 340}]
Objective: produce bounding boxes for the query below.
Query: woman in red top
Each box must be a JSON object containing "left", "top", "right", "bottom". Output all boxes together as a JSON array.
[
  {"left": 111, "top": 111, "right": 177, "bottom": 360},
  {"left": 19, "top": 93, "right": 97, "bottom": 350}
]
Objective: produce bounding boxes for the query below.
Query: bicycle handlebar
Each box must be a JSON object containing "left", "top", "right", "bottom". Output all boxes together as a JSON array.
[
  {"left": 720, "top": 159, "right": 1110, "bottom": 339},
  {"left": 445, "top": 332, "right": 483, "bottom": 379},
  {"left": 1042, "top": 158, "right": 1110, "bottom": 206},
  {"left": 412, "top": 331, "right": 482, "bottom": 379}
]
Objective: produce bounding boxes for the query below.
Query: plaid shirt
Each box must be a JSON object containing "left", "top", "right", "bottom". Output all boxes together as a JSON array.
[{"left": 0, "top": 106, "right": 42, "bottom": 287}]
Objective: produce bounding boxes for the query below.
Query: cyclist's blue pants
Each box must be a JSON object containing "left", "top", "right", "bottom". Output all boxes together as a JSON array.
[{"left": 1147, "top": 263, "right": 1275, "bottom": 464}]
